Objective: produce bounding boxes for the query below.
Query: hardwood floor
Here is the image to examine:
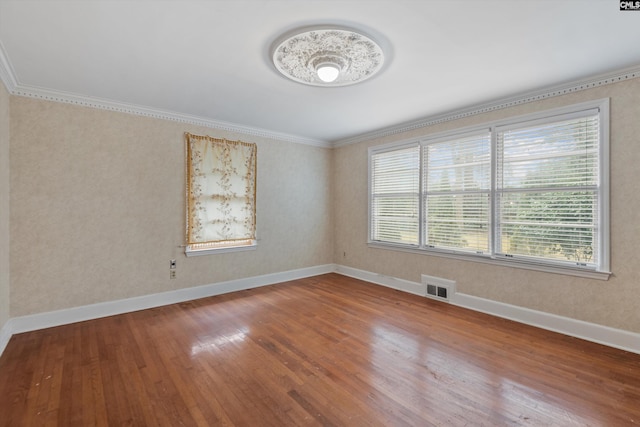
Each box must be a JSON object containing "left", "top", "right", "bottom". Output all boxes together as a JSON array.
[{"left": 1, "top": 273, "right": 639, "bottom": 426}]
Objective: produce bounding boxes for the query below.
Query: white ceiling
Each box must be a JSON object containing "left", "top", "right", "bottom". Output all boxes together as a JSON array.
[{"left": 1, "top": 0, "right": 640, "bottom": 145}]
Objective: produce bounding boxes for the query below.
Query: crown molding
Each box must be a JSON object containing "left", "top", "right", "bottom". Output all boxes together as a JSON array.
[
  {"left": 11, "top": 85, "right": 331, "bottom": 148},
  {"left": 333, "top": 64, "right": 640, "bottom": 147},
  {"left": 0, "top": 42, "right": 329, "bottom": 148},
  {"left": 2, "top": 31, "right": 639, "bottom": 151},
  {"left": 0, "top": 40, "right": 17, "bottom": 92}
]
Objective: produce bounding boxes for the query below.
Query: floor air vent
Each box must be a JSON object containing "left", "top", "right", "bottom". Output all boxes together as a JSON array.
[{"left": 422, "top": 274, "right": 456, "bottom": 302}]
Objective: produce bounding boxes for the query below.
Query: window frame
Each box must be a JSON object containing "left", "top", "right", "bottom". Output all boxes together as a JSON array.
[
  {"left": 368, "top": 99, "right": 610, "bottom": 280},
  {"left": 421, "top": 129, "right": 492, "bottom": 255},
  {"left": 369, "top": 141, "right": 421, "bottom": 247},
  {"left": 184, "top": 133, "right": 258, "bottom": 257}
]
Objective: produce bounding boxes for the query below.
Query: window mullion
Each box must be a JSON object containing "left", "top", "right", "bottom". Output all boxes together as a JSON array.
[
  {"left": 419, "top": 143, "right": 426, "bottom": 248},
  {"left": 491, "top": 126, "right": 499, "bottom": 257}
]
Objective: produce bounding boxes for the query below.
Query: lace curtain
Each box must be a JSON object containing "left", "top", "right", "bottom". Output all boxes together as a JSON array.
[{"left": 186, "top": 133, "right": 257, "bottom": 251}]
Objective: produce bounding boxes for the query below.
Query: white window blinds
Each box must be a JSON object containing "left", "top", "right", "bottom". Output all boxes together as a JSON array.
[
  {"left": 423, "top": 132, "right": 491, "bottom": 253},
  {"left": 370, "top": 145, "right": 420, "bottom": 245},
  {"left": 495, "top": 111, "right": 600, "bottom": 266},
  {"left": 368, "top": 100, "right": 608, "bottom": 275}
]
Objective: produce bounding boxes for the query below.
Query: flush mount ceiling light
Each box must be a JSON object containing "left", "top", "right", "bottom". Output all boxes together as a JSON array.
[{"left": 271, "top": 26, "right": 385, "bottom": 87}]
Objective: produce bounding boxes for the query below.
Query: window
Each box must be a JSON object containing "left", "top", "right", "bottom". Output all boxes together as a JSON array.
[
  {"left": 370, "top": 144, "right": 420, "bottom": 245},
  {"left": 495, "top": 112, "right": 600, "bottom": 266},
  {"left": 185, "top": 133, "right": 257, "bottom": 256},
  {"left": 424, "top": 131, "right": 491, "bottom": 253},
  {"left": 369, "top": 100, "right": 609, "bottom": 277}
]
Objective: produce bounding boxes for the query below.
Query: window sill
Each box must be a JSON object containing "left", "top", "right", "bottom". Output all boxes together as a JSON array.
[
  {"left": 367, "top": 242, "right": 611, "bottom": 281},
  {"left": 185, "top": 243, "right": 257, "bottom": 257}
]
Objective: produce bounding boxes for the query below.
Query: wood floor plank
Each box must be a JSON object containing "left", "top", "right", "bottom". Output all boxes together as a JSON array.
[{"left": 1, "top": 273, "right": 640, "bottom": 426}]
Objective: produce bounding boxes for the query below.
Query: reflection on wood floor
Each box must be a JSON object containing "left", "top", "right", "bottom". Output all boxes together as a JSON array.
[{"left": 1, "top": 273, "right": 639, "bottom": 426}]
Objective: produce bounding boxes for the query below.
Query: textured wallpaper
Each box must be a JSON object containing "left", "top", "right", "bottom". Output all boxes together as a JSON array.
[
  {"left": 7, "top": 77, "right": 640, "bottom": 336},
  {"left": 0, "top": 81, "right": 9, "bottom": 327},
  {"left": 9, "top": 98, "right": 333, "bottom": 316},
  {"left": 334, "top": 77, "right": 640, "bottom": 333}
]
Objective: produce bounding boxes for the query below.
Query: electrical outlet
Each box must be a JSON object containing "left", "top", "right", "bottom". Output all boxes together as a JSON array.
[
  {"left": 170, "top": 259, "right": 176, "bottom": 269},
  {"left": 170, "top": 270, "right": 176, "bottom": 279}
]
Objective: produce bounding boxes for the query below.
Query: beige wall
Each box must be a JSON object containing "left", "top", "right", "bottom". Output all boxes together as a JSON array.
[
  {"left": 0, "top": 80, "right": 9, "bottom": 328},
  {"left": 5, "top": 76, "right": 640, "bottom": 336},
  {"left": 334, "top": 77, "right": 640, "bottom": 333},
  {"left": 9, "top": 97, "right": 333, "bottom": 316}
]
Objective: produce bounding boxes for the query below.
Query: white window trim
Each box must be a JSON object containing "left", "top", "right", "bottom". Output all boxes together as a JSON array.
[
  {"left": 368, "top": 99, "right": 611, "bottom": 280},
  {"left": 185, "top": 242, "right": 257, "bottom": 257},
  {"left": 367, "top": 140, "right": 420, "bottom": 247},
  {"left": 184, "top": 133, "right": 257, "bottom": 257}
]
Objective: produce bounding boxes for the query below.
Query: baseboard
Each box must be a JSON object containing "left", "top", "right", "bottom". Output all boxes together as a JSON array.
[
  {"left": 334, "top": 264, "right": 640, "bottom": 355},
  {"left": 3, "top": 263, "right": 639, "bottom": 358},
  {"left": 3, "top": 264, "right": 336, "bottom": 351},
  {"left": 0, "top": 318, "right": 12, "bottom": 357},
  {"left": 451, "top": 293, "right": 640, "bottom": 355},
  {"left": 335, "top": 265, "right": 426, "bottom": 295}
]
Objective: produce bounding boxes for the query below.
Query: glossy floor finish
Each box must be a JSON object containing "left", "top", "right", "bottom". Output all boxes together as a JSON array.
[{"left": 1, "top": 274, "right": 639, "bottom": 426}]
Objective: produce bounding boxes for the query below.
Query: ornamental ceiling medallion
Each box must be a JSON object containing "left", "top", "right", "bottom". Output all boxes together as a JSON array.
[{"left": 271, "top": 26, "right": 385, "bottom": 87}]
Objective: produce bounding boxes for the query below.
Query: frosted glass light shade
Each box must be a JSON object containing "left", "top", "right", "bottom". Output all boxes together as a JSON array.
[{"left": 316, "top": 64, "right": 340, "bottom": 83}]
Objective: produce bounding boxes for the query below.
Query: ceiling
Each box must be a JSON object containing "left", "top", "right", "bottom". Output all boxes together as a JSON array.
[{"left": 1, "top": 0, "right": 640, "bottom": 146}]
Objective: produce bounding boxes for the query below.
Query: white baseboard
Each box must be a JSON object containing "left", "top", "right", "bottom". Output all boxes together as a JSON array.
[
  {"left": 0, "top": 264, "right": 335, "bottom": 356},
  {"left": 334, "top": 264, "right": 640, "bottom": 355},
  {"left": 0, "top": 318, "right": 12, "bottom": 357},
  {"left": 2, "top": 263, "right": 639, "bottom": 357},
  {"left": 335, "top": 265, "right": 426, "bottom": 295},
  {"left": 451, "top": 293, "right": 640, "bottom": 355}
]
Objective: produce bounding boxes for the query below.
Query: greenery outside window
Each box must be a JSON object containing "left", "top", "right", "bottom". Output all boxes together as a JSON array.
[
  {"left": 423, "top": 131, "right": 491, "bottom": 253},
  {"left": 368, "top": 100, "right": 609, "bottom": 278},
  {"left": 495, "top": 112, "right": 600, "bottom": 266},
  {"left": 370, "top": 144, "right": 420, "bottom": 245}
]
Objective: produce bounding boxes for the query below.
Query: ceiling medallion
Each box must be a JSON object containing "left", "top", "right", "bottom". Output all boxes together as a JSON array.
[{"left": 271, "top": 26, "right": 385, "bottom": 87}]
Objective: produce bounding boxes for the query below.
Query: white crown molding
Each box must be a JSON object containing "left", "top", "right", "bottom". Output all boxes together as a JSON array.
[
  {"left": 333, "top": 64, "right": 640, "bottom": 147},
  {"left": 0, "top": 42, "right": 329, "bottom": 149},
  {"left": 2, "top": 32, "right": 639, "bottom": 150},
  {"left": 0, "top": 40, "right": 17, "bottom": 92},
  {"left": 11, "top": 85, "right": 331, "bottom": 148}
]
